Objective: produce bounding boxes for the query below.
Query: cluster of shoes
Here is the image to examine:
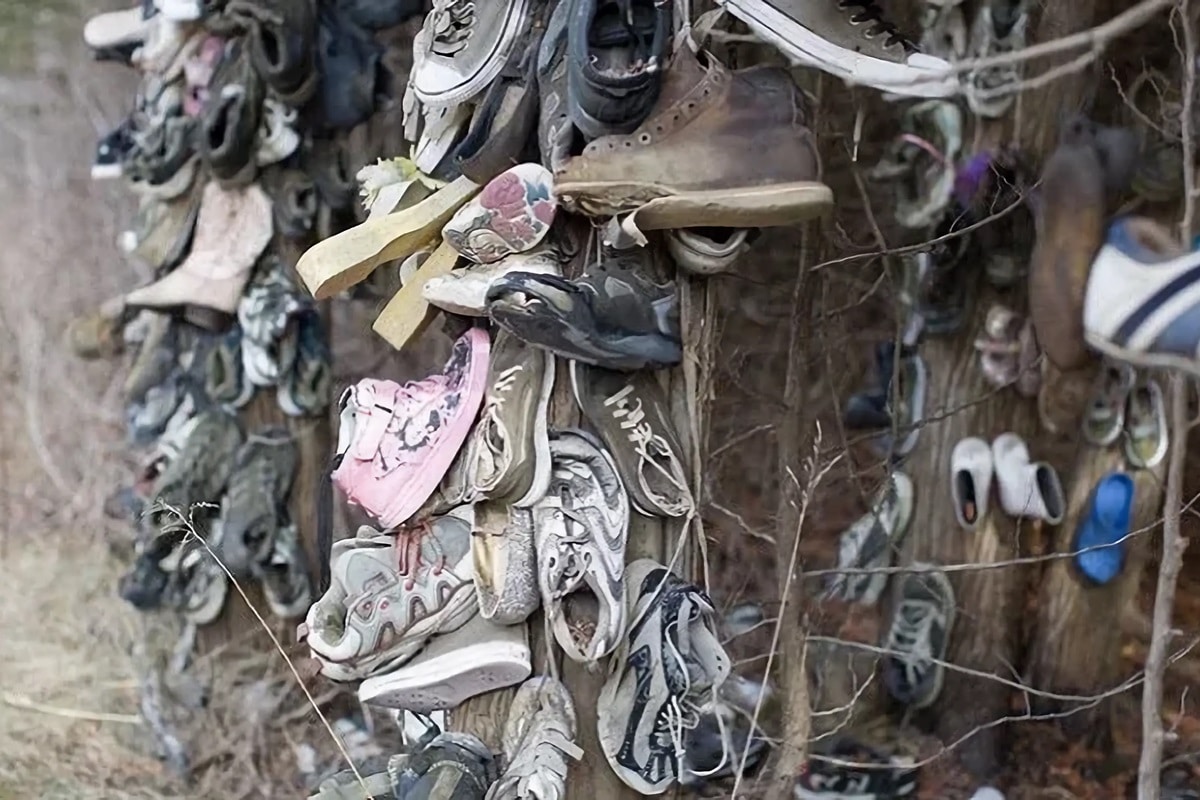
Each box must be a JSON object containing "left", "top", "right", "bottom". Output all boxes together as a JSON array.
[{"left": 74, "top": 0, "right": 419, "bottom": 625}]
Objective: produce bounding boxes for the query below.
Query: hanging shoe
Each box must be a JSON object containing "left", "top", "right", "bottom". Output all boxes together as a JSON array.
[
  {"left": 217, "top": 427, "right": 298, "bottom": 576},
  {"left": 1124, "top": 374, "right": 1168, "bottom": 470},
  {"left": 570, "top": 361, "right": 692, "bottom": 518},
  {"left": 534, "top": 429, "right": 628, "bottom": 663},
  {"left": 389, "top": 731, "right": 499, "bottom": 799},
  {"left": 717, "top": 0, "right": 956, "bottom": 98},
  {"left": 537, "top": 0, "right": 574, "bottom": 174},
  {"left": 991, "top": 433, "right": 1065, "bottom": 524},
  {"left": 487, "top": 250, "right": 681, "bottom": 371},
  {"left": 881, "top": 565, "right": 955, "bottom": 709},
  {"left": 205, "top": 324, "right": 256, "bottom": 409},
  {"left": 411, "top": 0, "right": 531, "bottom": 107},
  {"left": 359, "top": 612, "right": 532, "bottom": 713},
  {"left": 1073, "top": 472, "right": 1135, "bottom": 585},
  {"left": 303, "top": 517, "right": 477, "bottom": 681},
  {"left": 964, "top": 0, "right": 1028, "bottom": 119},
  {"left": 125, "top": 181, "right": 274, "bottom": 331},
  {"left": 149, "top": 409, "right": 245, "bottom": 524},
  {"left": 487, "top": 675, "right": 583, "bottom": 800},
  {"left": 277, "top": 311, "right": 332, "bottom": 417},
  {"left": 92, "top": 118, "right": 136, "bottom": 180},
  {"left": 598, "top": 559, "right": 731, "bottom": 794},
  {"left": 667, "top": 228, "right": 754, "bottom": 276},
  {"left": 442, "top": 163, "right": 558, "bottom": 264},
  {"left": 167, "top": 534, "right": 230, "bottom": 625},
  {"left": 679, "top": 695, "right": 769, "bottom": 787},
  {"left": 331, "top": 328, "right": 491, "bottom": 529},
  {"left": 238, "top": 259, "right": 312, "bottom": 387},
  {"left": 917, "top": 1, "right": 967, "bottom": 65},
  {"left": 231, "top": 0, "right": 318, "bottom": 105},
  {"left": 255, "top": 97, "right": 301, "bottom": 167},
  {"left": 125, "top": 183, "right": 204, "bottom": 274},
  {"left": 1082, "top": 361, "right": 1135, "bottom": 446},
  {"left": 84, "top": 4, "right": 155, "bottom": 53},
  {"left": 473, "top": 502, "right": 540, "bottom": 625},
  {"left": 313, "top": 3, "right": 384, "bottom": 129},
  {"left": 870, "top": 100, "right": 962, "bottom": 230},
  {"left": 796, "top": 736, "right": 919, "bottom": 798},
  {"left": 880, "top": 349, "right": 928, "bottom": 460},
  {"left": 1083, "top": 216, "right": 1200, "bottom": 376},
  {"left": 973, "top": 304, "right": 1024, "bottom": 389},
  {"left": 266, "top": 167, "right": 320, "bottom": 240},
  {"left": 950, "top": 437, "right": 992, "bottom": 531},
  {"left": 424, "top": 249, "right": 563, "bottom": 317},
  {"left": 824, "top": 471, "right": 914, "bottom": 605},
  {"left": 198, "top": 42, "right": 265, "bottom": 186},
  {"left": 556, "top": 47, "right": 831, "bottom": 229},
  {"left": 251, "top": 518, "right": 312, "bottom": 618}
]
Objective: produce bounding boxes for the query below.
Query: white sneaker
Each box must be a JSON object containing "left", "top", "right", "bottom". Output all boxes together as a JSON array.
[
  {"left": 716, "top": 0, "right": 957, "bottom": 98},
  {"left": 533, "top": 429, "right": 628, "bottom": 663},
  {"left": 411, "top": 0, "right": 532, "bottom": 107},
  {"left": 423, "top": 249, "right": 561, "bottom": 317},
  {"left": 824, "top": 470, "right": 914, "bottom": 605}
]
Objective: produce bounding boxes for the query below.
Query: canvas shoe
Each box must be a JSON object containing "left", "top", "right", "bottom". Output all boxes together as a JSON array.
[
  {"left": 487, "top": 250, "right": 682, "bottom": 371},
  {"left": 217, "top": 427, "right": 298, "bottom": 577},
  {"left": 411, "top": 0, "right": 531, "bottom": 107},
  {"left": 992, "top": 433, "right": 1065, "bottom": 524},
  {"left": 424, "top": 249, "right": 562, "bottom": 317},
  {"left": 303, "top": 517, "right": 478, "bottom": 681},
  {"left": 598, "top": 559, "right": 731, "bottom": 794},
  {"left": 1124, "top": 375, "right": 1168, "bottom": 470},
  {"left": 487, "top": 675, "right": 584, "bottom": 800},
  {"left": 881, "top": 565, "right": 955, "bottom": 709},
  {"left": 570, "top": 362, "right": 693, "bottom": 518},
  {"left": 1083, "top": 216, "right": 1200, "bottom": 376},
  {"left": 964, "top": 0, "right": 1028, "bottom": 119},
  {"left": 1074, "top": 472, "right": 1135, "bottom": 585},
  {"left": 716, "top": 0, "right": 955, "bottom": 98},
  {"left": 795, "top": 737, "right": 918, "bottom": 798},
  {"left": 534, "top": 428, "right": 629, "bottom": 663},
  {"left": 413, "top": 101, "right": 474, "bottom": 176},
  {"left": 277, "top": 311, "right": 332, "bottom": 417},
  {"left": 472, "top": 502, "right": 540, "bottom": 625},
  {"left": 442, "top": 164, "right": 557, "bottom": 265},
  {"left": 359, "top": 613, "right": 531, "bottom": 713},
  {"left": 950, "top": 438, "right": 992, "bottom": 531},
  {"left": 1082, "top": 361, "right": 1135, "bottom": 447},
  {"left": 824, "top": 471, "right": 914, "bottom": 605},
  {"left": 870, "top": 100, "right": 962, "bottom": 230},
  {"left": 555, "top": 47, "right": 832, "bottom": 230},
  {"left": 330, "top": 328, "right": 490, "bottom": 530},
  {"left": 251, "top": 519, "right": 312, "bottom": 618}
]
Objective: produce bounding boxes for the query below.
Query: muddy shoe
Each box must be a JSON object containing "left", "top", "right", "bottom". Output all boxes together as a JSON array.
[
  {"left": 390, "top": 732, "right": 498, "bottom": 799},
  {"left": 126, "top": 181, "right": 204, "bottom": 273},
  {"left": 881, "top": 565, "right": 954, "bottom": 709},
  {"left": 218, "top": 427, "right": 298, "bottom": 577},
  {"left": 488, "top": 675, "right": 583, "bottom": 799},
  {"left": 277, "top": 311, "right": 332, "bottom": 417},
  {"left": 252, "top": 520, "right": 312, "bottom": 618},
  {"left": 205, "top": 324, "right": 256, "bottom": 409},
  {"left": 1082, "top": 361, "right": 1135, "bottom": 446},
  {"left": 556, "top": 47, "right": 831, "bottom": 229},
  {"left": 150, "top": 408, "right": 245, "bottom": 524},
  {"left": 487, "top": 250, "right": 681, "bottom": 371},
  {"left": 570, "top": 361, "right": 692, "bottom": 517},
  {"left": 66, "top": 296, "right": 128, "bottom": 360}
]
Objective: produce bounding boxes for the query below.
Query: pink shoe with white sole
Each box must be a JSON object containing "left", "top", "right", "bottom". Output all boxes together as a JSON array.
[
  {"left": 332, "top": 327, "right": 491, "bottom": 529},
  {"left": 358, "top": 612, "right": 532, "bottom": 713}
]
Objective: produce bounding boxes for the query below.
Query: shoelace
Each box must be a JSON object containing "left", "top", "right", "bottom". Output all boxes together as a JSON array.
[
  {"left": 886, "top": 599, "right": 939, "bottom": 690},
  {"left": 428, "top": 0, "right": 476, "bottom": 57},
  {"left": 835, "top": 0, "right": 913, "bottom": 51},
  {"left": 395, "top": 521, "right": 448, "bottom": 591},
  {"left": 603, "top": 385, "right": 692, "bottom": 515},
  {"left": 498, "top": 718, "right": 583, "bottom": 799}
]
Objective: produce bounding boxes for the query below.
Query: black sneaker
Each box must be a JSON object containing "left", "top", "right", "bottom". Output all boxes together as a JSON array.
[
  {"left": 199, "top": 42, "right": 265, "bottom": 186},
  {"left": 389, "top": 732, "right": 497, "bottom": 799},
  {"left": 881, "top": 565, "right": 955, "bottom": 709},
  {"left": 486, "top": 250, "right": 681, "bottom": 371},
  {"left": 566, "top": 0, "right": 671, "bottom": 139},
  {"left": 796, "top": 737, "right": 918, "bottom": 799},
  {"left": 93, "top": 118, "right": 136, "bottom": 180}
]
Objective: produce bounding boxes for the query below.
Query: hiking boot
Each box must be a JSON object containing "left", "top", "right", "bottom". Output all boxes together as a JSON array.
[
  {"left": 1124, "top": 374, "right": 1168, "bottom": 470},
  {"left": 555, "top": 47, "right": 832, "bottom": 229},
  {"left": 824, "top": 471, "right": 914, "bottom": 605},
  {"left": 217, "top": 427, "right": 298, "bottom": 576},
  {"left": 570, "top": 361, "right": 692, "bottom": 517},
  {"left": 881, "top": 565, "right": 955, "bottom": 709},
  {"left": 566, "top": 0, "right": 671, "bottom": 139},
  {"left": 717, "top": 0, "right": 955, "bottom": 97},
  {"left": 1082, "top": 361, "right": 1135, "bottom": 446},
  {"left": 358, "top": 612, "right": 532, "bottom": 712},
  {"left": 1074, "top": 472, "right": 1134, "bottom": 585},
  {"left": 599, "top": 559, "right": 731, "bottom": 794},
  {"left": 238, "top": 258, "right": 311, "bottom": 387},
  {"left": 251, "top": 520, "right": 313, "bottom": 618},
  {"left": 487, "top": 675, "right": 584, "bottom": 800},
  {"left": 796, "top": 737, "right": 918, "bottom": 798},
  {"left": 150, "top": 408, "right": 245, "bottom": 524},
  {"left": 870, "top": 100, "right": 962, "bottom": 230},
  {"left": 93, "top": 118, "right": 136, "bottom": 180},
  {"left": 534, "top": 428, "right": 629, "bottom": 663},
  {"left": 487, "top": 250, "right": 681, "bottom": 371},
  {"left": 125, "top": 182, "right": 274, "bottom": 332},
  {"left": 278, "top": 311, "right": 332, "bottom": 417},
  {"left": 461, "top": 330, "right": 555, "bottom": 506},
  {"left": 330, "top": 328, "right": 490, "bottom": 530},
  {"left": 205, "top": 324, "right": 256, "bottom": 409},
  {"left": 411, "top": 0, "right": 531, "bottom": 107},
  {"left": 303, "top": 518, "right": 478, "bottom": 681},
  {"left": 964, "top": 0, "right": 1028, "bottom": 119},
  {"left": 425, "top": 249, "right": 563, "bottom": 317},
  {"left": 443, "top": 164, "right": 558, "bottom": 264},
  {"left": 1082, "top": 215, "right": 1200, "bottom": 376},
  {"left": 390, "top": 732, "right": 498, "bottom": 799},
  {"left": 472, "top": 502, "right": 540, "bottom": 624},
  {"left": 198, "top": 43, "right": 265, "bottom": 186}
]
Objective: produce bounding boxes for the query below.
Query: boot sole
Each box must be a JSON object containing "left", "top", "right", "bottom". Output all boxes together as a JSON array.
[{"left": 553, "top": 181, "right": 834, "bottom": 230}]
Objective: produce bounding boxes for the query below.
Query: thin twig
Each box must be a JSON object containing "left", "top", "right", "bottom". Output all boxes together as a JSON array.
[{"left": 0, "top": 691, "right": 142, "bottom": 725}]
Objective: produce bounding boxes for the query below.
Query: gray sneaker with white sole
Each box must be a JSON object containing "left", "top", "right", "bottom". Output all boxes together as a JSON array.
[
  {"left": 824, "top": 471, "right": 914, "bottom": 606},
  {"left": 881, "top": 565, "right": 955, "bottom": 709}
]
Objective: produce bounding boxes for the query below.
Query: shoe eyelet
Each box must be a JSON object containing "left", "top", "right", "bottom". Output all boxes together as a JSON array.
[
  {"left": 623, "top": 141, "right": 633, "bottom": 148},
  {"left": 638, "top": 133, "right": 652, "bottom": 144}
]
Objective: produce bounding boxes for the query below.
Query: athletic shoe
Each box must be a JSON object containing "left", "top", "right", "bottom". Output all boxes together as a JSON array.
[
  {"left": 964, "top": 0, "right": 1028, "bottom": 118},
  {"left": 410, "top": 0, "right": 531, "bottom": 107},
  {"left": 217, "top": 427, "right": 298, "bottom": 577},
  {"left": 881, "top": 565, "right": 955, "bottom": 709},
  {"left": 487, "top": 675, "right": 583, "bottom": 800},
  {"left": 442, "top": 163, "right": 557, "bottom": 265},
  {"left": 796, "top": 736, "right": 918, "bottom": 798},
  {"left": 149, "top": 408, "right": 245, "bottom": 526},
  {"left": 93, "top": 118, "right": 136, "bottom": 180},
  {"left": 423, "top": 249, "right": 562, "bottom": 317},
  {"left": 238, "top": 258, "right": 312, "bottom": 388},
  {"left": 1082, "top": 361, "right": 1135, "bottom": 447},
  {"left": 388, "top": 731, "right": 499, "bottom": 799},
  {"left": 824, "top": 471, "right": 914, "bottom": 605},
  {"left": 277, "top": 310, "right": 332, "bottom": 417},
  {"left": 252, "top": 519, "right": 312, "bottom": 619},
  {"left": 1125, "top": 374, "right": 1168, "bottom": 469},
  {"left": 473, "top": 502, "right": 540, "bottom": 625}
]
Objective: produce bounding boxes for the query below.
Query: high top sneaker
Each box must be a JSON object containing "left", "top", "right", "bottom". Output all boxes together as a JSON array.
[{"left": 554, "top": 46, "right": 832, "bottom": 230}]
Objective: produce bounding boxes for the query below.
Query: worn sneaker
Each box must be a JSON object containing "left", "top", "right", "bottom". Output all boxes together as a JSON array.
[
  {"left": 487, "top": 675, "right": 583, "bottom": 800},
  {"left": 1124, "top": 374, "right": 1168, "bottom": 470},
  {"left": 411, "top": 0, "right": 532, "bottom": 107},
  {"left": 277, "top": 310, "right": 332, "bottom": 417},
  {"left": 252, "top": 519, "right": 312, "bottom": 619},
  {"left": 870, "top": 100, "right": 962, "bottom": 230},
  {"left": 881, "top": 565, "right": 955, "bottom": 709},
  {"left": 198, "top": 41, "right": 264, "bottom": 186},
  {"left": 331, "top": 328, "right": 490, "bottom": 530},
  {"left": 149, "top": 408, "right": 245, "bottom": 525},
  {"left": 217, "top": 427, "right": 298, "bottom": 577},
  {"left": 442, "top": 164, "right": 558, "bottom": 264},
  {"left": 473, "top": 502, "right": 540, "bottom": 625},
  {"left": 824, "top": 471, "right": 914, "bottom": 606},
  {"left": 796, "top": 736, "right": 918, "bottom": 798},
  {"left": 487, "top": 250, "right": 681, "bottom": 371},
  {"left": 555, "top": 47, "right": 831, "bottom": 229},
  {"left": 1082, "top": 361, "right": 1135, "bottom": 447},
  {"left": 238, "top": 257, "right": 312, "bottom": 387},
  {"left": 359, "top": 612, "right": 531, "bottom": 713},
  {"left": 1083, "top": 216, "right": 1200, "bottom": 376},
  {"left": 205, "top": 324, "right": 256, "bottom": 409},
  {"left": 569, "top": 361, "right": 692, "bottom": 517},
  {"left": 716, "top": 0, "right": 955, "bottom": 97},
  {"left": 93, "top": 118, "right": 136, "bottom": 180},
  {"left": 304, "top": 517, "right": 477, "bottom": 681},
  {"left": 424, "top": 249, "right": 563, "bottom": 317},
  {"left": 679, "top": 697, "right": 768, "bottom": 788},
  {"left": 389, "top": 731, "right": 499, "bottom": 799},
  {"left": 168, "top": 532, "right": 230, "bottom": 625},
  {"left": 534, "top": 428, "right": 629, "bottom": 663},
  {"left": 598, "top": 559, "right": 731, "bottom": 794},
  {"left": 964, "top": 0, "right": 1028, "bottom": 119}
]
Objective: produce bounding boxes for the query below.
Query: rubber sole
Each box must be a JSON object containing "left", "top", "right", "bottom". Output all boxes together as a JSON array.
[
  {"left": 513, "top": 353, "right": 555, "bottom": 508},
  {"left": 357, "top": 638, "right": 531, "bottom": 713}
]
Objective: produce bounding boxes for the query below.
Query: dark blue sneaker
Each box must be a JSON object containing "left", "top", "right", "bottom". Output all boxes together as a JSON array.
[{"left": 1074, "top": 472, "right": 1135, "bottom": 584}]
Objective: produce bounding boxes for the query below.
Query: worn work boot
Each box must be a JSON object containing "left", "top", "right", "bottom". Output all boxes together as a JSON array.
[{"left": 554, "top": 47, "right": 832, "bottom": 229}]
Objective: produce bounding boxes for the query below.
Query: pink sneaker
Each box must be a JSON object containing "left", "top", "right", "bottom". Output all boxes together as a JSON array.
[{"left": 332, "top": 327, "right": 490, "bottom": 529}]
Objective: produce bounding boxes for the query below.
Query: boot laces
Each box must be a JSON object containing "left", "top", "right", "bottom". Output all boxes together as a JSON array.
[{"left": 836, "top": 0, "right": 914, "bottom": 51}]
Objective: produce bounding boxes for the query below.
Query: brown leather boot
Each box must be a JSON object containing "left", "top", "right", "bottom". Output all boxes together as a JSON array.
[{"left": 554, "top": 47, "right": 832, "bottom": 230}]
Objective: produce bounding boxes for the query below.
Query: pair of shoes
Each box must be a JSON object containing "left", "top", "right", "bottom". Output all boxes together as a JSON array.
[
  {"left": 950, "top": 433, "right": 1065, "bottom": 529},
  {"left": 843, "top": 342, "right": 928, "bottom": 460},
  {"left": 1082, "top": 362, "right": 1168, "bottom": 469},
  {"left": 881, "top": 564, "right": 955, "bottom": 709},
  {"left": 824, "top": 471, "right": 914, "bottom": 606},
  {"left": 795, "top": 736, "right": 918, "bottom": 798},
  {"left": 1073, "top": 472, "right": 1135, "bottom": 585},
  {"left": 974, "top": 304, "right": 1039, "bottom": 397}
]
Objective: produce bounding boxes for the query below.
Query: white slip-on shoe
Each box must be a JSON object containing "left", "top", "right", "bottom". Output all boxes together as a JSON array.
[
  {"left": 950, "top": 437, "right": 993, "bottom": 531},
  {"left": 992, "top": 432, "right": 1065, "bottom": 524},
  {"left": 357, "top": 613, "right": 531, "bottom": 713},
  {"left": 1083, "top": 216, "right": 1200, "bottom": 377},
  {"left": 411, "top": 0, "right": 532, "bottom": 107},
  {"left": 716, "top": 0, "right": 957, "bottom": 98}
]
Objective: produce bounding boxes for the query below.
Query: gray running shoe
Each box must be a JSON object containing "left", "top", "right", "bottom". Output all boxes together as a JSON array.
[
  {"left": 252, "top": 520, "right": 312, "bottom": 619},
  {"left": 881, "top": 565, "right": 955, "bottom": 709},
  {"left": 217, "top": 426, "right": 298, "bottom": 577},
  {"left": 150, "top": 408, "right": 245, "bottom": 526},
  {"left": 238, "top": 256, "right": 311, "bottom": 388},
  {"left": 487, "top": 675, "right": 583, "bottom": 800},
  {"left": 277, "top": 310, "right": 332, "bottom": 417},
  {"left": 205, "top": 324, "right": 256, "bottom": 409},
  {"left": 824, "top": 471, "right": 914, "bottom": 606}
]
